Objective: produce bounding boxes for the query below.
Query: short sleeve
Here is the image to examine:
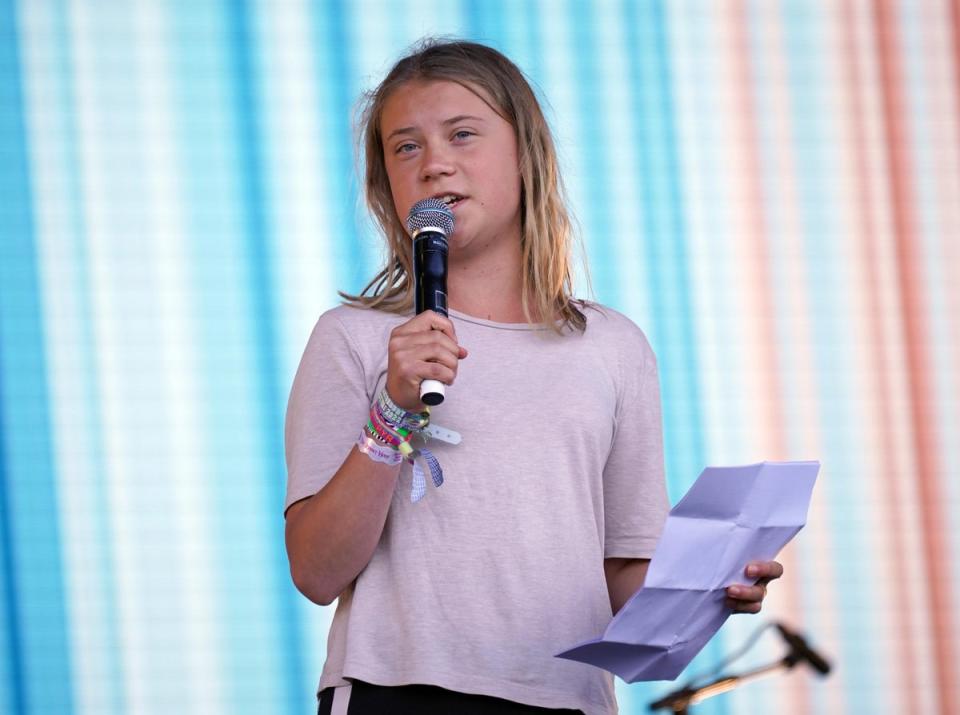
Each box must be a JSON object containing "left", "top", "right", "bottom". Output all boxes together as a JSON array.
[
  {"left": 283, "top": 309, "right": 374, "bottom": 515},
  {"left": 602, "top": 324, "right": 669, "bottom": 558}
]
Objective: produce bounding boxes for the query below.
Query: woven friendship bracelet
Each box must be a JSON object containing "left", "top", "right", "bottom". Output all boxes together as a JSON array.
[
  {"left": 366, "top": 413, "right": 405, "bottom": 446},
  {"left": 376, "top": 390, "right": 430, "bottom": 431},
  {"left": 366, "top": 415, "right": 415, "bottom": 459},
  {"left": 375, "top": 390, "right": 409, "bottom": 425},
  {"left": 352, "top": 389, "right": 447, "bottom": 502}
]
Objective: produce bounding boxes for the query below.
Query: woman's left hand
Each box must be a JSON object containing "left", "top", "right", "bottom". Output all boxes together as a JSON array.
[{"left": 724, "top": 561, "right": 784, "bottom": 614}]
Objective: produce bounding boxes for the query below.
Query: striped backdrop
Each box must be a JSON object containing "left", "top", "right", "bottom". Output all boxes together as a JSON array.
[{"left": 1, "top": 1, "right": 957, "bottom": 713}]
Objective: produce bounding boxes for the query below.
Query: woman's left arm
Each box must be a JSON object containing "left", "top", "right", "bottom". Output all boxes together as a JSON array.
[
  {"left": 724, "top": 560, "right": 784, "bottom": 614},
  {"left": 604, "top": 557, "right": 650, "bottom": 615}
]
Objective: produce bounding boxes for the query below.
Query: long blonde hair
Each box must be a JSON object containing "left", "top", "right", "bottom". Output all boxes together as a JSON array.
[{"left": 340, "top": 38, "right": 589, "bottom": 333}]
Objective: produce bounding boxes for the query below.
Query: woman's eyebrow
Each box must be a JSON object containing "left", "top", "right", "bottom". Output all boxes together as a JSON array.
[
  {"left": 385, "top": 115, "right": 486, "bottom": 142},
  {"left": 442, "top": 114, "right": 485, "bottom": 126},
  {"left": 385, "top": 126, "right": 416, "bottom": 141}
]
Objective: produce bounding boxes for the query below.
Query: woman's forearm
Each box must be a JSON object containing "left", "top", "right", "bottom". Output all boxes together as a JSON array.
[{"left": 285, "top": 447, "right": 401, "bottom": 605}]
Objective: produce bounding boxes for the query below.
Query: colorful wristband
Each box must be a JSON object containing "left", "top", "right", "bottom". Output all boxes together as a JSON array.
[
  {"left": 363, "top": 389, "right": 446, "bottom": 502},
  {"left": 356, "top": 431, "right": 402, "bottom": 465}
]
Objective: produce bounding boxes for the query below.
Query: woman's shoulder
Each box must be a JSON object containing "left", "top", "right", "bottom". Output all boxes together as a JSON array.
[
  {"left": 579, "top": 300, "right": 649, "bottom": 335},
  {"left": 578, "top": 301, "right": 656, "bottom": 359},
  {"left": 306, "top": 303, "right": 410, "bottom": 357},
  {"left": 319, "top": 302, "right": 411, "bottom": 329}
]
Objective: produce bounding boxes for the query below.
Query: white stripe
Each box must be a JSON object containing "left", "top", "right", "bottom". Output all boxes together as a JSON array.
[
  {"left": 67, "top": 1, "right": 153, "bottom": 712},
  {"left": 131, "top": 0, "right": 227, "bottom": 712},
  {"left": 664, "top": 0, "right": 729, "bottom": 464},
  {"left": 254, "top": 0, "right": 337, "bottom": 382},
  {"left": 331, "top": 683, "right": 352, "bottom": 715}
]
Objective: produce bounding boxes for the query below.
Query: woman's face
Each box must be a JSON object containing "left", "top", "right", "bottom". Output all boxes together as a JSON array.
[{"left": 380, "top": 80, "right": 522, "bottom": 263}]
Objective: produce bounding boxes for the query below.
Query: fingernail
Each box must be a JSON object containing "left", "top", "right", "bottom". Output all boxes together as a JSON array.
[
  {"left": 746, "top": 565, "right": 759, "bottom": 578},
  {"left": 728, "top": 586, "right": 742, "bottom": 597}
]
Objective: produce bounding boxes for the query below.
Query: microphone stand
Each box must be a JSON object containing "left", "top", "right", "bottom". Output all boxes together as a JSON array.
[{"left": 648, "top": 651, "right": 801, "bottom": 713}]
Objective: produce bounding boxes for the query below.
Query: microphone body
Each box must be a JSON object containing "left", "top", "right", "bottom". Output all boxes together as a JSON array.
[
  {"left": 776, "top": 623, "right": 831, "bottom": 675},
  {"left": 413, "top": 229, "right": 448, "bottom": 318},
  {"left": 406, "top": 198, "right": 454, "bottom": 406}
]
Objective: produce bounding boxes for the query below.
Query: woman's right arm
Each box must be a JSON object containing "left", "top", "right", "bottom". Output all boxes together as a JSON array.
[
  {"left": 284, "top": 310, "right": 467, "bottom": 605},
  {"left": 284, "top": 448, "right": 401, "bottom": 605}
]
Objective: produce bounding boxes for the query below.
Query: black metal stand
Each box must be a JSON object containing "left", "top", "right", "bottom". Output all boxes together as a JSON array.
[{"left": 648, "top": 653, "right": 800, "bottom": 713}]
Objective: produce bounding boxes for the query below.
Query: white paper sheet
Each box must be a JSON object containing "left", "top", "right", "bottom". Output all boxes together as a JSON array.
[{"left": 556, "top": 461, "right": 820, "bottom": 682}]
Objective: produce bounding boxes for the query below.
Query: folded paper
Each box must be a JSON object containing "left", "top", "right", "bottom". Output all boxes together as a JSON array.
[{"left": 557, "top": 461, "right": 820, "bottom": 682}]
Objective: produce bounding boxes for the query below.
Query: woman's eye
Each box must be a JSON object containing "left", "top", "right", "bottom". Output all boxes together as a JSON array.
[
  {"left": 396, "top": 142, "right": 418, "bottom": 154},
  {"left": 453, "top": 130, "right": 474, "bottom": 141}
]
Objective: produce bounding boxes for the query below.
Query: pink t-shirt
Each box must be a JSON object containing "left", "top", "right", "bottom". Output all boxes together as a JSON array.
[{"left": 285, "top": 303, "right": 669, "bottom": 714}]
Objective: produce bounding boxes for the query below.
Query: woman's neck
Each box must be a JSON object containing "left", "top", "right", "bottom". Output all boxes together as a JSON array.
[{"left": 446, "top": 246, "right": 532, "bottom": 323}]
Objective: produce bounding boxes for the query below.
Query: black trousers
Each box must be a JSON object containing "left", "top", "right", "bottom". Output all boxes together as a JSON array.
[{"left": 317, "top": 680, "right": 586, "bottom": 714}]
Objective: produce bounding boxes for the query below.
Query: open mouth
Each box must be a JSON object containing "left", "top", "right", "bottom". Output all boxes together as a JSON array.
[{"left": 436, "top": 193, "right": 466, "bottom": 208}]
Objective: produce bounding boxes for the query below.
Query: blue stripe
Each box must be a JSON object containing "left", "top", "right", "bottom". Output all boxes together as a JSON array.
[
  {"left": 621, "top": 1, "right": 707, "bottom": 491},
  {"left": 569, "top": 0, "right": 619, "bottom": 305},
  {"left": 520, "top": 0, "right": 545, "bottom": 87},
  {"left": 0, "top": 365, "right": 25, "bottom": 715},
  {"left": 0, "top": 1, "right": 74, "bottom": 712},
  {"left": 308, "top": 0, "right": 369, "bottom": 292},
  {"left": 622, "top": 1, "right": 719, "bottom": 710},
  {"left": 463, "top": 0, "right": 502, "bottom": 43},
  {"left": 650, "top": 0, "right": 716, "bottom": 703},
  {"left": 464, "top": 0, "right": 485, "bottom": 38},
  {"left": 222, "top": 2, "right": 306, "bottom": 711},
  {"left": 649, "top": 0, "right": 705, "bottom": 489}
]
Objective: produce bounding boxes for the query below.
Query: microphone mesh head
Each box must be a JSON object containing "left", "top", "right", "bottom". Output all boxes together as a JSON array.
[{"left": 406, "top": 198, "right": 454, "bottom": 237}]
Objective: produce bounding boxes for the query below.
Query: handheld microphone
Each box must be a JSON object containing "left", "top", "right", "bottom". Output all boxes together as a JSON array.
[
  {"left": 775, "top": 622, "right": 832, "bottom": 675},
  {"left": 406, "top": 198, "right": 454, "bottom": 406}
]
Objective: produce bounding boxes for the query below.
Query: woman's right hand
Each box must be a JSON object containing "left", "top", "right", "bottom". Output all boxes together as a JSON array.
[{"left": 385, "top": 311, "right": 469, "bottom": 412}]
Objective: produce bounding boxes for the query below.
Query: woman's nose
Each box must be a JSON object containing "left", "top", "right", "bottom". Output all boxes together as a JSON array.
[{"left": 419, "top": 142, "right": 455, "bottom": 180}]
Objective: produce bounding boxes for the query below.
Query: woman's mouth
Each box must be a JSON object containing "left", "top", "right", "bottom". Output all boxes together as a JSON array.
[{"left": 437, "top": 193, "right": 466, "bottom": 208}]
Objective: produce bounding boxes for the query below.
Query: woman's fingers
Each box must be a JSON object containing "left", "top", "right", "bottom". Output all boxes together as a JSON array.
[
  {"left": 413, "top": 359, "right": 457, "bottom": 386},
  {"left": 386, "top": 311, "right": 468, "bottom": 410},
  {"left": 726, "top": 584, "right": 767, "bottom": 602},
  {"left": 724, "top": 597, "right": 763, "bottom": 614},
  {"left": 724, "top": 561, "right": 784, "bottom": 614},
  {"left": 745, "top": 560, "right": 784, "bottom": 583},
  {"left": 724, "top": 584, "right": 766, "bottom": 613},
  {"left": 400, "top": 330, "right": 464, "bottom": 360},
  {"left": 390, "top": 315, "right": 467, "bottom": 367},
  {"left": 393, "top": 335, "right": 463, "bottom": 375},
  {"left": 393, "top": 310, "right": 460, "bottom": 345}
]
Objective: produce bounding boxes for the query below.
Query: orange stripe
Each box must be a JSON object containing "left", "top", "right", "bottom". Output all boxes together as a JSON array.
[
  {"left": 946, "top": 0, "right": 960, "bottom": 395},
  {"left": 873, "top": 2, "right": 959, "bottom": 713},
  {"left": 951, "top": 1, "right": 960, "bottom": 165},
  {"left": 726, "top": 3, "right": 807, "bottom": 714},
  {"left": 725, "top": 9, "right": 784, "bottom": 456},
  {"left": 838, "top": 0, "right": 918, "bottom": 706}
]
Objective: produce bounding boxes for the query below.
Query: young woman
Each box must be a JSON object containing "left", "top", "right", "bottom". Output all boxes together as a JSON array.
[{"left": 284, "top": 39, "right": 782, "bottom": 715}]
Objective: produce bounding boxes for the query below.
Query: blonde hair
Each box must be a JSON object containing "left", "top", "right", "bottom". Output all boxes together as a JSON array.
[{"left": 340, "top": 38, "right": 589, "bottom": 333}]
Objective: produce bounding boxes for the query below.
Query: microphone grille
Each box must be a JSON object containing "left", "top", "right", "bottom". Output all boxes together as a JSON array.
[{"left": 406, "top": 198, "right": 454, "bottom": 236}]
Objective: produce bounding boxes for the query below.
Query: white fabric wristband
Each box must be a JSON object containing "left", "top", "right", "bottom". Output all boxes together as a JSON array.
[{"left": 356, "top": 431, "right": 403, "bottom": 466}]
